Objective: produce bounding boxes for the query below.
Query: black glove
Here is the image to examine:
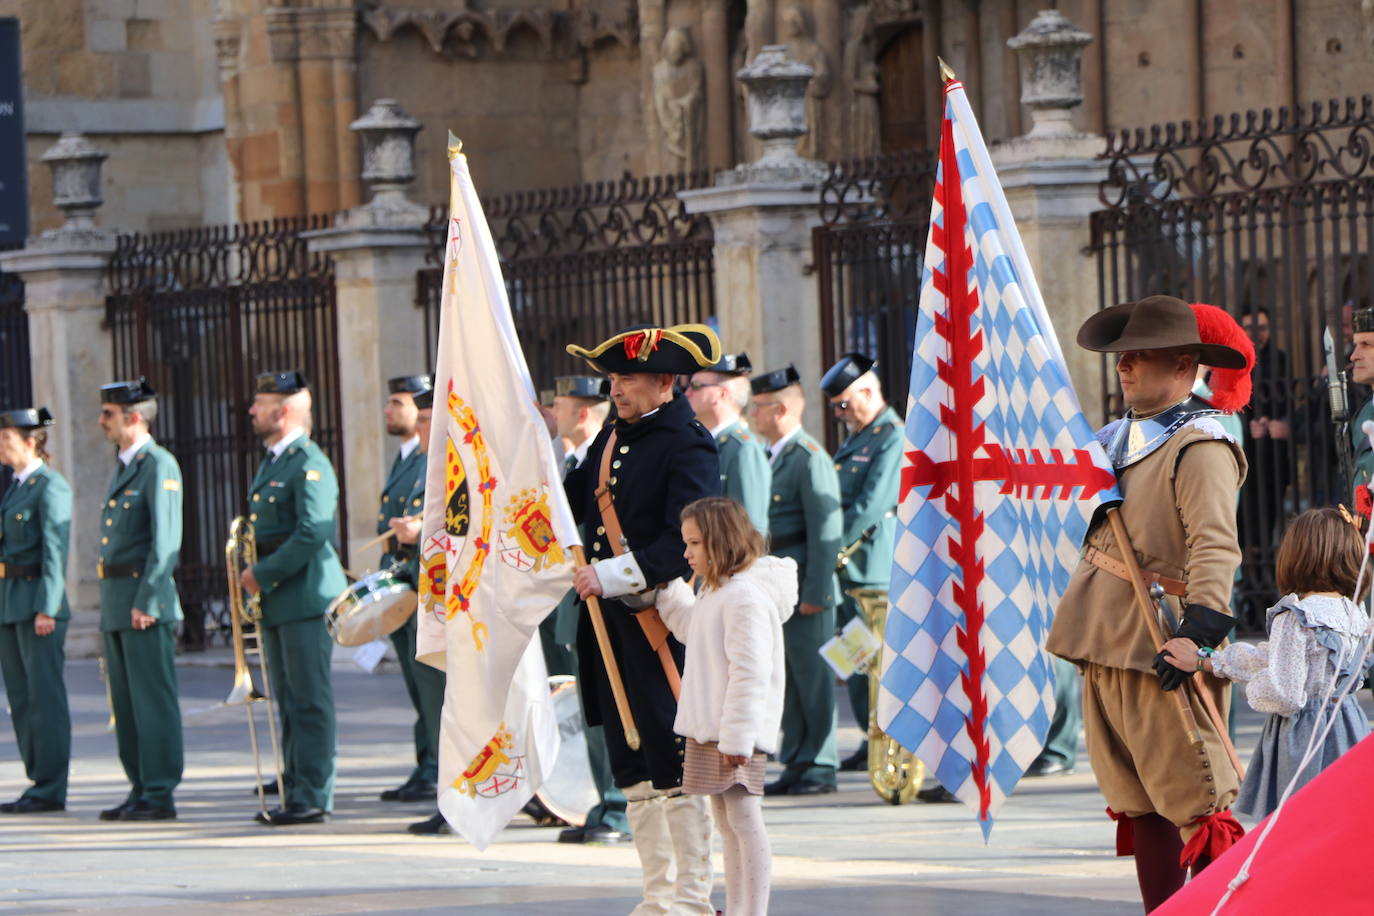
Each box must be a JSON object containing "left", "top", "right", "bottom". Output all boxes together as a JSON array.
[
  {"left": 1152, "top": 651, "right": 1194, "bottom": 691},
  {"left": 1152, "top": 603, "right": 1234, "bottom": 692}
]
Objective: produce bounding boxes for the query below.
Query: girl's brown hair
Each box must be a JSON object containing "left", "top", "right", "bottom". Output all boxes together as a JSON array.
[
  {"left": 680, "top": 497, "right": 765, "bottom": 589},
  {"left": 1275, "top": 507, "right": 1368, "bottom": 600}
]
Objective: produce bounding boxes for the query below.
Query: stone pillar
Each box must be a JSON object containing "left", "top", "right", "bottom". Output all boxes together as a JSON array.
[
  {"left": 680, "top": 46, "right": 831, "bottom": 434},
  {"left": 0, "top": 134, "right": 118, "bottom": 656},
  {"left": 997, "top": 10, "right": 1108, "bottom": 425},
  {"left": 304, "top": 100, "right": 429, "bottom": 571}
]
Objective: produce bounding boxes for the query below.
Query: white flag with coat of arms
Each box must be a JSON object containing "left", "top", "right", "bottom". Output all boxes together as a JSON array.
[{"left": 416, "top": 134, "right": 581, "bottom": 850}]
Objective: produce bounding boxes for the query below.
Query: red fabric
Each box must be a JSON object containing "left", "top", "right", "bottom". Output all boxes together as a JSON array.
[
  {"left": 1179, "top": 810, "right": 1244, "bottom": 868},
  {"left": 622, "top": 329, "right": 661, "bottom": 361},
  {"left": 1191, "top": 303, "right": 1255, "bottom": 412},
  {"left": 1106, "top": 807, "right": 1134, "bottom": 856},
  {"left": 1157, "top": 734, "right": 1374, "bottom": 913},
  {"left": 1355, "top": 481, "right": 1372, "bottom": 521}
]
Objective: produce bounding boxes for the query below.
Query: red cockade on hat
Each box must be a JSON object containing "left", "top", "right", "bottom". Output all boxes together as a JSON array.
[
  {"left": 623, "top": 328, "right": 662, "bottom": 362},
  {"left": 1192, "top": 303, "right": 1255, "bottom": 412}
]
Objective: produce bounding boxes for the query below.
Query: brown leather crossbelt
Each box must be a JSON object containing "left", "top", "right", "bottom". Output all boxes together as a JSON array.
[
  {"left": 1083, "top": 546, "right": 1186, "bottom": 597},
  {"left": 0, "top": 562, "right": 39, "bottom": 580},
  {"left": 595, "top": 429, "right": 683, "bottom": 701}
]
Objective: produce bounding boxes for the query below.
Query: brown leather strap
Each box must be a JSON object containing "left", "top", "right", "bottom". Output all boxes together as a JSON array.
[
  {"left": 1083, "top": 546, "right": 1186, "bottom": 597},
  {"left": 594, "top": 430, "right": 682, "bottom": 700}
]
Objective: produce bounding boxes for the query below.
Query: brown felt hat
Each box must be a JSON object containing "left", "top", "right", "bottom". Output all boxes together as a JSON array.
[{"left": 1077, "top": 295, "right": 1248, "bottom": 369}]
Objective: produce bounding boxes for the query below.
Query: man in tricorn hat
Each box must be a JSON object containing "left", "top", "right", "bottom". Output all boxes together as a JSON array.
[
  {"left": 685, "top": 352, "right": 771, "bottom": 533},
  {"left": 1048, "top": 295, "right": 1253, "bottom": 911},
  {"left": 95, "top": 377, "right": 185, "bottom": 821},
  {"left": 820, "top": 352, "right": 903, "bottom": 774},
  {"left": 241, "top": 371, "right": 348, "bottom": 826},
  {"left": 564, "top": 324, "right": 722, "bottom": 913}
]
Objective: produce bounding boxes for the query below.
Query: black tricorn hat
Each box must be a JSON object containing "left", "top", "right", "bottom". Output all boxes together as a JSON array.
[
  {"left": 1077, "top": 295, "right": 1247, "bottom": 369},
  {"left": 0, "top": 407, "right": 55, "bottom": 430},
  {"left": 702, "top": 351, "right": 752, "bottom": 377},
  {"left": 820, "top": 352, "right": 876, "bottom": 397},
  {"left": 554, "top": 376, "right": 609, "bottom": 400},
  {"left": 1354, "top": 308, "right": 1374, "bottom": 334},
  {"left": 100, "top": 377, "right": 156, "bottom": 405},
  {"left": 567, "top": 324, "right": 721, "bottom": 376},
  {"left": 388, "top": 374, "right": 434, "bottom": 396},
  {"left": 412, "top": 387, "right": 435, "bottom": 409},
  {"left": 255, "top": 370, "right": 310, "bottom": 394},
  {"left": 751, "top": 365, "right": 801, "bottom": 395}
]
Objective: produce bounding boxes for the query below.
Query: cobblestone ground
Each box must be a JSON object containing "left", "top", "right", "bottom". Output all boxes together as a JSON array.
[{"left": 1, "top": 652, "right": 1294, "bottom": 914}]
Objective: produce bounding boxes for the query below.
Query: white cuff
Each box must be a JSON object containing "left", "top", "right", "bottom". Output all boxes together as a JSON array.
[{"left": 594, "top": 551, "right": 648, "bottom": 598}]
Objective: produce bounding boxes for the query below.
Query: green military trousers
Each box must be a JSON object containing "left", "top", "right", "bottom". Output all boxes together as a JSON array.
[
  {"left": 778, "top": 605, "right": 839, "bottom": 787},
  {"left": 389, "top": 614, "right": 444, "bottom": 787},
  {"left": 0, "top": 618, "right": 70, "bottom": 804},
  {"left": 103, "top": 624, "right": 183, "bottom": 808},
  {"left": 263, "top": 616, "right": 336, "bottom": 811}
]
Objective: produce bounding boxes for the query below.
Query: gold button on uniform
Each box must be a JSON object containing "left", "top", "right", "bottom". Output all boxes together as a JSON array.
[
  {"left": 250, "top": 513, "right": 258, "bottom": 521},
  {"left": 107, "top": 499, "right": 116, "bottom": 508},
  {"left": 834, "top": 463, "right": 841, "bottom": 470},
  {"left": 101, "top": 537, "right": 109, "bottom": 545},
  {"left": 609, "top": 477, "right": 618, "bottom": 485},
  {"left": 612, "top": 460, "right": 621, "bottom": 469},
  {"left": 596, "top": 526, "right": 605, "bottom": 535},
  {"left": 105, "top": 518, "right": 112, "bottom": 527},
  {"left": 619, "top": 445, "right": 629, "bottom": 454}
]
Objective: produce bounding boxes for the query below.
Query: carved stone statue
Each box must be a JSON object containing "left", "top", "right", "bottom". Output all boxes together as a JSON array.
[
  {"left": 743, "top": 0, "right": 774, "bottom": 65},
  {"left": 653, "top": 27, "right": 705, "bottom": 173},
  {"left": 781, "top": 5, "right": 830, "bottom": 160},
  {"left": 845, "top": 6, "right": 879, "bottom": 157}
]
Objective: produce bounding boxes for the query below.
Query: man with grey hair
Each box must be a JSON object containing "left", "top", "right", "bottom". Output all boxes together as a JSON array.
[{"left": 686, "top": 351, "right": 771, "bottom": 533}]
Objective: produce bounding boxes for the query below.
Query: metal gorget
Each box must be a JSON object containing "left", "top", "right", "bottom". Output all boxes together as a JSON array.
[{"left": 1098, "top": 395, "right": 1225, "bottom": 471}]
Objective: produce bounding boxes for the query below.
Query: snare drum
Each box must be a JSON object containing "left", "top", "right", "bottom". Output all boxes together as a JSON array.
[
  {"left": 325, "top": 566, "right": 418, "bottom": 646},
  {"left": 534, "top": 676, "right": 599, "bottom": 828}
]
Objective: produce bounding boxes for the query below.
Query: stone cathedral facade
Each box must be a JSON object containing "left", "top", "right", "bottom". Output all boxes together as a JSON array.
[{"left": 7, "top": 0, "right": 1372, "bottom": 233}]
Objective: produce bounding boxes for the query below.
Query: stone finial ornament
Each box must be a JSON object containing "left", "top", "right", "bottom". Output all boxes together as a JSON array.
[
  {"left": 40, "top": 133, "right": 109, "bottom": 232},
  {"left": 1006, "top": 9, "right": 1093, "bottom": 138}
]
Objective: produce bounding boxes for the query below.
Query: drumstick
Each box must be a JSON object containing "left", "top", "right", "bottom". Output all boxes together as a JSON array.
[
  {"left": 573, "top": 545, "right": 641, "bottom": 751},
  {"left": 355, "top": 529, "right": 397, "bottom": 554}
]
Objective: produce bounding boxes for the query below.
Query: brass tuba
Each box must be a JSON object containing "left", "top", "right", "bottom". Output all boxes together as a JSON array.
[
  {"left": 847, "top": 587, "right": 925, "bottom": 805},
  {"left": 225, "top": 515, "right": 285, "bottom": 814}
]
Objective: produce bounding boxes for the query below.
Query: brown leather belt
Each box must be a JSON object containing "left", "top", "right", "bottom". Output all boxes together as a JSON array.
[
  {"left": 0, "top": 562, "right": 39, "bottom": 580},
  {"left": 97, "top": 563, "right": 141, "bottom": 579},
  {"left": 1083, "top": 546, "right": 1186, "bottom": 597}
]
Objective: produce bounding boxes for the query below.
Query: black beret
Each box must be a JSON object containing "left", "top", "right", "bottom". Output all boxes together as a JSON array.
[
  {"left": 820, "top": 352, "right": 876, "bottom": 397},
  {"left": 0, "top": 407, "right": 55, "bottom": 430},
  {"left": 750, "top": 365, "right": 801, "bottom": 395}
]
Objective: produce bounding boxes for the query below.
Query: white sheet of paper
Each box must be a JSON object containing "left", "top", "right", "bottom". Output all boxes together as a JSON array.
[
  {"left": 352, "top": 638, "right": 389, "bottom": 674},
  {"left": 819, "top": 616, "right": 882, "bottom": 680}
]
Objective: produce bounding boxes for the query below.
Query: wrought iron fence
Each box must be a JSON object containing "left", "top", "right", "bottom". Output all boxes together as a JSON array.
[
  {"left": 106, "top": 216, "right": 346, "bottom": 649},
  {"left": 418, "top": 171, "right": 717, "bottom": 389},
  {"left": 0, "top": 241, "right": 30, "bottom": 413},
  {"left": 813, "top": 149, "right": 938, "bottom": 451},
  {"left": 1091, "top": 95, "right": 1374, "bottom": 631}
]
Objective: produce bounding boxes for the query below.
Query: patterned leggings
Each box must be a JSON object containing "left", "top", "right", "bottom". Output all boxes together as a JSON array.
[{"left": 709, "top": 785, "right": 772, "bottom": 916}]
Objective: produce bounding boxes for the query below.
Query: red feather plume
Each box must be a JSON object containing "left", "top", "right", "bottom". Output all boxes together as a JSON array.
[{"left": 1192, "top": 303, "right": 1254, "bottom": 412}]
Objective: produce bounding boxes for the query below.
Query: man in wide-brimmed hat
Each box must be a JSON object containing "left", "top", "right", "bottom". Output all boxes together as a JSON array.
[
  {"left": 564, "top": 324, "right": 722, "bottom": 914},
  {"left": 1047, "top": 295, "right": 1254, "bottom": 911}
]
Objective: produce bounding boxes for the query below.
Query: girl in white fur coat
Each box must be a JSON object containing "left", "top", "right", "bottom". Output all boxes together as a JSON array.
[{"left": 657, "top": 497, "right": 798, "bottom": 916}]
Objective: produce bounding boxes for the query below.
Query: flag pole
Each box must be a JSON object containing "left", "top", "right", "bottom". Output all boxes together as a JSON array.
[
  {"left": 1106, "top": 508, "right": 1246, "bottom": 780},
  {"left": 572, "top": 545, "right": 641, "bottom": 751}
]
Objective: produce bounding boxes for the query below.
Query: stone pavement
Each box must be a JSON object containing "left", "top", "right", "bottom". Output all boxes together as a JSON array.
[{"left": 3, "top": 652, "right": 1294, "bottom": 915}]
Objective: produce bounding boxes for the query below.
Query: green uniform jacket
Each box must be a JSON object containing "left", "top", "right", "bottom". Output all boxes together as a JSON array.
[
  {"left": 834, "top": 405, "right": 903, "bottom": 585},
  {"left": 768, "top": 429, "right": 842, "bottom": 608},
  {"left": 1353, "top": 397, "right": 1374, "bottom": 512},
  {"left": 98, "top": 440, "right": 184, "bottom": 631},
  {"left": 378, "top": 444, "right": 426, "bottom": 587},
  {"left": 715, "top": 419, "right": 772, "bottom": 534},
  {"left": 248, "top": 436, "right": 348, "bottom": 626},
  {"left": 0, "top": 465, "right": 71, "bottom": 624}
]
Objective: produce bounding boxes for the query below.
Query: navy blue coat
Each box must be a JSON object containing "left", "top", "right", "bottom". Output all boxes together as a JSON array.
[{"left": 563, "top": 394, "right": 720, "bottom": 789}]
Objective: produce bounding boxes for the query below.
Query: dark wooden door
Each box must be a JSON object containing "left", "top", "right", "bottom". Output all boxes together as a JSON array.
[{"left": 879, "top": 26, "right": 928, "bottom": 153}]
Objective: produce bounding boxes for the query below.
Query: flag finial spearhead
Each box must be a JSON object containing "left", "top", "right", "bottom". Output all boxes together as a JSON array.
[
  {"left": 938, "top": 57, "right": 956, "bottom": 83},
  {"left": 448, "top": 131, "right": 464, "bottom": 160}
]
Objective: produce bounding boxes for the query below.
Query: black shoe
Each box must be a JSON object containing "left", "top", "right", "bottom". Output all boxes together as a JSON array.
[
  {"left": 255, "top": 804, "right": 328, "bottom": 826},
  {"left": 558, "top": 823, "right": 630, "bottom": 844},
  {"left": 381, "top": 780, "right": 435, "bottom": 803},
  {"left": 521, "top": 796, "right": 570, "bottom": 828},
  {"left": 0, "top": 797, "right": 64, "bottom": 814},
  {"left": 407, "top": 812, "right": 451, "bottom": 835},
  {"left": 788, "top": 781, "right": 837, "bottom": 796},
  {"left": 1025, "top": 758, "right": 1074, "bottom": 777},
  {"left": 99, "top": 800, "right": 135, "bottom": 821},
  {"left": 916, "top": 785, "right": 959, "bottom": 804},
  {"left": 251, "top": 781, "right": 280, "bottom": 797},
  {"left": 121, "top": 800, "right": 176, "bottom": 821},
  {"left": 762, "top": 778, "right": 795, "bottom": 797},
  {"left": 838, "top": 746, "right": 869, "bottom": 772}
]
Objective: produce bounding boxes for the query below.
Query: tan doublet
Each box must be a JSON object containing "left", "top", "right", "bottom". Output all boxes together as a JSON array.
[{"left": 1048, "top": 422, "right": 1246, "bottom": 832}]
